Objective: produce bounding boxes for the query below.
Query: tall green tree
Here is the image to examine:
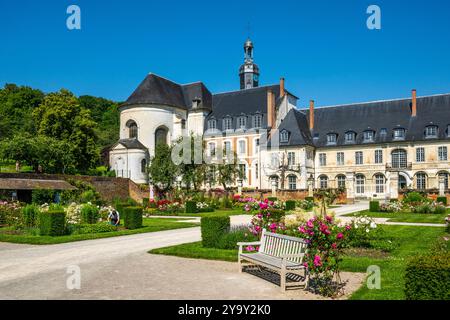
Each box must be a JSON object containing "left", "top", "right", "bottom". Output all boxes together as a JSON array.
[{"left": 148, "top": 143, "right": 178, "bottom": 193}]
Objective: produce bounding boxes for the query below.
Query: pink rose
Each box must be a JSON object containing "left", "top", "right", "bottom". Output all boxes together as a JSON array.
[
  {"left": 337, "top": 233, "right": 344, "bottom": 240},
  {"left": 313, "top": 255, "right": 322, "bottom": 267},
  {"left": 331, "top": 243, "right": 337, "bottom": 249}
]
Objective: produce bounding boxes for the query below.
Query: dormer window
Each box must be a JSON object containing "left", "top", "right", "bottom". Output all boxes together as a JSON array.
[
  {"left": 223, "top": 117, "right": 233, "bottom": 131},
  {"left": 207, "top": 119, "right": 217, "bottom": 130},
  {"left": 237, "top": 116, "right": 247, "bottom": 129},
  {"left": 253, "top": 114, "right": 262, "bottom": 128},
  {"left": 425, "top": 125, "right": 438, "bottom": 138},
  {"left": 326, "top": 133, "right": 337, "bottom": 145},
  {"left": 345, "top": 131, "right": 356, "bottom": 143},
  {"left": 280, "top": 130, "right": 289, "bottom": 143},
  {"left": 380, "top": 128, "right": 387, "bottom": 136},
  {"left": 393, "top": 128, "right": 406, "bottom": 140},
  {"left": 363, "top": 130, "right": 375, "bottom": 142}
]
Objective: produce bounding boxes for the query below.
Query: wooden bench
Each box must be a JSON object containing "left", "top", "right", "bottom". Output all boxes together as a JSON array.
[{"left": 238, "top": 229, "right": 309, "bottom": 292}]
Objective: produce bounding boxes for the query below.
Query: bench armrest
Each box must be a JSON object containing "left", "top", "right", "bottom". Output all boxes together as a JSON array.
[{"left": 237, "top": 241, "right": 261, "bottom": 254}]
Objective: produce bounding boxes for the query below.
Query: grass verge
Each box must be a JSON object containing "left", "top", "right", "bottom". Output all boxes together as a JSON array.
[{"left": 343, "top": 209, "right": 448, "bottom": 224}]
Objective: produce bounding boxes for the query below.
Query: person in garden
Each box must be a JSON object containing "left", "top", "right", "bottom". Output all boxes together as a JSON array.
[{"left": 108, "top": 209, "right": 120, "bottom": 226}]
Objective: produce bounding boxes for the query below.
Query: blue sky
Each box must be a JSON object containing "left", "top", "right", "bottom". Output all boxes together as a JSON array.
[{"left": 1, "top": 0, "right": 450, "bottom": 107}]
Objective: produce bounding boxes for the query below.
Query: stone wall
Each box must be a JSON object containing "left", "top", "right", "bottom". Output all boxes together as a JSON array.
[{"left": 0, "top": 173, "right": 139, "bottom": 203}]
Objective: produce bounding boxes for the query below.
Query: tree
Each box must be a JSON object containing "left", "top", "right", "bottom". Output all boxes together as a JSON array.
[
  {"left": 272, "top": 151, "right": 301, "bottom": 190},
  {"left": 175, "top": 134, "right": 208, "bottom": 190},
  {"left": 214, "top": 148, "right": 241, "bottom": 193},
  {"left": 148, "top": 143, "right": 178, "bottom": 193}
]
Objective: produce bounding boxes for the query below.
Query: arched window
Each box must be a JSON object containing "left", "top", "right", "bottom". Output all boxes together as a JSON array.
[
  {"left": 336, "top": 175, "right": 346, "bottom": 188},
  {"left": 288, "top": 175, "right": 297, "bottom": 190},
  {"left": 127, "top": 120, "right": 138, "bottom": 139},
  {"left": 280, "top": 130, "right": 289, "bottom": 143},
  {"left": 375, "top": 174, "right": 385, "bottom": 193},
  {"left": 363, "top": 130, "right": 375, "bottom": 142},
  {"left": 141, "top": 159, "right": 147, "bottom": 173},
  {"left": 207, "top": 119, "right": 217, "bottom": 130},
  {"left": 391, "top": 149, "right": 407, "bottom": 169},
  {"left": 393, "top": 128, "right": 406, "bottom": 140},
  {"left": 425, "top": 125, "right": 438, "bottom": 138},
  {"left": 356, "top": 174, "right": 365, "bottom": 194},
  {"left": 319, "top": 175, "right": 328, "bottom": 189},
  {"left": 416, "top": 172, "right": 427, "bottom": 190},
  {"left": 237, "top": 116, "right": 247, "bottom": 129},
  {"left": 326, "top": 133, "right": 337, "bottom": 145},
  {"left": 155, "top": 127, "right": 168, "bottom": 146},
  {"left": 345, "top": 131, "right": 356, "bottom": 143},
  {"left": 438, "top": 172, "right": 449, "bottom": 190}
]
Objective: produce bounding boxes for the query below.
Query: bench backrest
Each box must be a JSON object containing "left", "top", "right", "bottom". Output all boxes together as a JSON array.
[{"left": 259, "top": 229, "right": 308, "bottom": 263}]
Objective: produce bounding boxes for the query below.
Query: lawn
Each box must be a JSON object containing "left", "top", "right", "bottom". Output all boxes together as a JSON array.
[
  {"left": 344, "top": 209, "right": 449, "bottom": 224},
  {"left": 149, "top": 225, "right": 448, "bottom": 300},
  {"left": 0, "top": 218, "right": 199, "bottom": 245},
  {"left": 145, "top": 208, "right": 249, "bottom": 218}
]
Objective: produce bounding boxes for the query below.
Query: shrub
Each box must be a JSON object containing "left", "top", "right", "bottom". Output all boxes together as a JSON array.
[
  {"left": 73, "top": 222, "right": 118, "bottom": 234},
  {"left": 80, "top": 190, "right": 96, "bottom": 203},
  {"left": 220, "top": 196, "right": 232, "bottom": 209},
  {"left": 405, "top": 252, "right": 450, "bottom": 300},
  {"left": 267, "top": 197, "right": 277, "bottom": 202},
  {"left": 81, "top": 204, "right": 100, "bottom": 224},
  {"left": 305, "top": 197, "right": 314, "bottom": 202},
  {"left": 216, "top": 227, "right": 258, "bottom": 250},
  {"left": 143, "top": 198, "right": 149, "bottom": 208},
  {"left": 32, "top": 189, "right": 56, "bottom": 204},
  {"left": 285, "top": 200, "right": 296, "bottom": 211},
  {"left": 123, "top": 206, "right": 143, "bottom": 229},
  {"left": 0, "top": 201, "right": 22, "bottom": 227},
  {"left": 403, "top": 192, "right": 427, "bottom": 204},
  {"left": 22, "top": 204, "right": 40, "bottom": 227},
  {"left": 39, "top": 210, "right": 66, "bottom": 236},
  {"left": 437, "top": 196, "right": 447, "bottom": 206},
  {"left": 185, "top": 200, "right": 197, "bottom": 213},
  {"left": 369, "top": 201, "right": 380, "bottom": 212},
  {"left": 201, "top": 215, "right": 230, "bottom": 248}
]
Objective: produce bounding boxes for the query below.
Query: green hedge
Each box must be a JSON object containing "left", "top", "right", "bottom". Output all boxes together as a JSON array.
[
  {"left": 369, "top": 200, "right": 380, "bottom": 212},
  {"left": 22, "top": 204, "right": 40, "bottom": 227},
  {"left": 405, "top": 253, "right": 450, "bottom": 300},
  {"left": 267, "top": 197, "right": 277, "bottom": 202},
  {"left": 124, "top": 206, "right": 143, "bottom": 229},
  {"left": 201, "top": 215, "right": 230, "bottom": 248},
  {"left": 285, "top": 200, "right": 296, "bottom": 211},
  {"left": 39, "top": 210, "right": 66, "bottom": 236},
  {"left": 437, "top": 196, "right": 447, "bottom": 206},
  {"left": 143, "top": 198, "right": 149, "bottom": 208},
  {"left": 305, "top": 197, "right": 314, "bottom": 202},
  {"left": 185, "top": 201, "right": 197, "bottom": 214},
  {"left": 81, "top": 204, "right": 99, "bottom": 224},
  {"left": 115, "top": 202, "right": 132, "bottom": 221}
]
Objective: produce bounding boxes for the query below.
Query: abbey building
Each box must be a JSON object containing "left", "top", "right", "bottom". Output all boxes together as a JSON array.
[{"left": 109, "top": 39, "right": 450, "bottom": 201}]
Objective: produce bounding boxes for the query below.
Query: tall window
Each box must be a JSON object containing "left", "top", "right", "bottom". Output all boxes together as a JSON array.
[
  {"left": 223, "top": 117, "right": 233, "bottom": 130},
  {"left": 375, "top": 150, "right": 383, "bottom": 164},
  {"left": 337, "top": 152, "right": 344, "bottom": 166},
  {"left": 288, "top": 175, "right": 297, "bottom": 190},
  {"left": 355, "top": 151, "right": 363, "bottom": 165},
  {"left": 207, "top": 119, "right": 217, "bottom": 130},
  {"left": 356, "top": 175, "right": 365, "bottom": 194},
  {"left": 327, "top": 133, "right": 337, "bottom": 145},
  {"left": 375, "top": 174, "right": 385, "bottom": 193},
  {"left": 416, "top": 173, "right": 427, "bottom": 190},
  {"left": 392, "top": 149, "right": 407, "bottom": 168},
  {"left": 141, "top": 159, "right": 146, "bottom": 173},
  {"left": 271, "top": 154, "right": 279, "bottom": 168},
  {"left": 425, "top": 125, "right": 438, "bottom": 138},
  {"left": 238, "top": 116, "right": 247, "bottom": 129},
  {"left": 238, "top": 140, "right": 246, "bottom": 155},
  {"left": 319, "top": 176, "right": 328, "bottom": 189},
  {"left": 253, "top": 138, "right": 260, "bottom": 155},
  {"left": 253, "top": 114, "right": 262, "bottom": 128},
  {"left": 345, "top": 132, "right": 356, "bottom": 143},
  {"left": 127, "top": 120, "right": 138, "bottom": 139},
  {"left": 363, "top": 130, "right": 375, "bottom": 142},
  {"left": 255, "top": 163, "right": 259, "bottom": 180},
  {"left": 209, "top": 142, "right": 216, "bottom": 157},
  {"left": 438, "top": 146, "right": 448, "bottom": 161},
  {"left": 439, "top": 172, "right": 449, "bottom": 190},
  {"left": 224, "top": 141, "right": 231, "bottom": 154},
  {"left": 319, "top": 153, "right": 327, "bottom": 166},
  {"left": 287, "top": 152, "right": 296, "bottom": 166},
  {"left": 416, "top": 147, "right": 425, "bottom": 162},
  {"left": 155, "top": 127, "right": 168, "bottom": 146},
  {"left": 337, "top": 175, "right": 346, "bottom": 188},
  {"left": 239, "top": 164, "right": 246, "bottom": 179},
  {"left": 280, "top": 130, "right": 289, "bottom": 143}
]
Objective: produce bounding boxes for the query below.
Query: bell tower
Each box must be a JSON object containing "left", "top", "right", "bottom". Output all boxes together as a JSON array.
[{"left": 239, "top": 38, "right": 260, "bottom": 90}]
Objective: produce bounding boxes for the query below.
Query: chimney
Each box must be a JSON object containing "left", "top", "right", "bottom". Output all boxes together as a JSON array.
[
  {"left": 309, "top": 100, "right": 315, "bottom": 130},
  {"left": 280, "top": 77, "right": 285, "bottom": 97},
  {"left": 411, "top": 89, "right": 417, "bottom": 117},
  {"left": 267, "top": 89, "right": 276, "bottom": 129}
]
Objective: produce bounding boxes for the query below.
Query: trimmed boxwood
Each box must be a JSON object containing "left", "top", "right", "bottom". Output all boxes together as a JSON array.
[
  {"left": 437, "top": 196, "right": 447, "bottom": 206},
  {"left": 123, "top": 206, "right": 143, "bottom": 229},
  {"left": 285, "top": 200, "right": 296, "bottom": 211},
  {"left": 369, "top": 200, "right": 380, "bottom": 212},
  {"left": 115, "top": 202, "right": 132, "bottom": 221},
  {"left": 405, "top": 253, "right": 450, "bottom": 300},
  {"left": 39, "top": 210, "right": 66, "bottom": 236},
  {"left": 201, "top": 215, "right": 230, "bottom": 248},
  {"left": 185, "top": 201, "right": 197, "bottom": 214},
  {"left": 81, "top": 204, "right": 99, "bottom": 224},
  {"left": 23, "top": 204, "right": 40, "bottom": 227}
]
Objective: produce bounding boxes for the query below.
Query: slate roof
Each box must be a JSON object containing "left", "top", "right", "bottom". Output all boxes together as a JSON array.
[
  {"left": 268, "top": 109, "right": 313, "bottom": 147},
  {"left": 114, "top": 138, "right": 148, "bottom": 150},
  {"left": 0, "top": 179, "right": 77, "bottom": 190},
  {"left": 305, "top": 93, "right": 450, "bottom": 148},
  {"left": 122, "top": 74, "right": 212, "bottom": 110}
]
